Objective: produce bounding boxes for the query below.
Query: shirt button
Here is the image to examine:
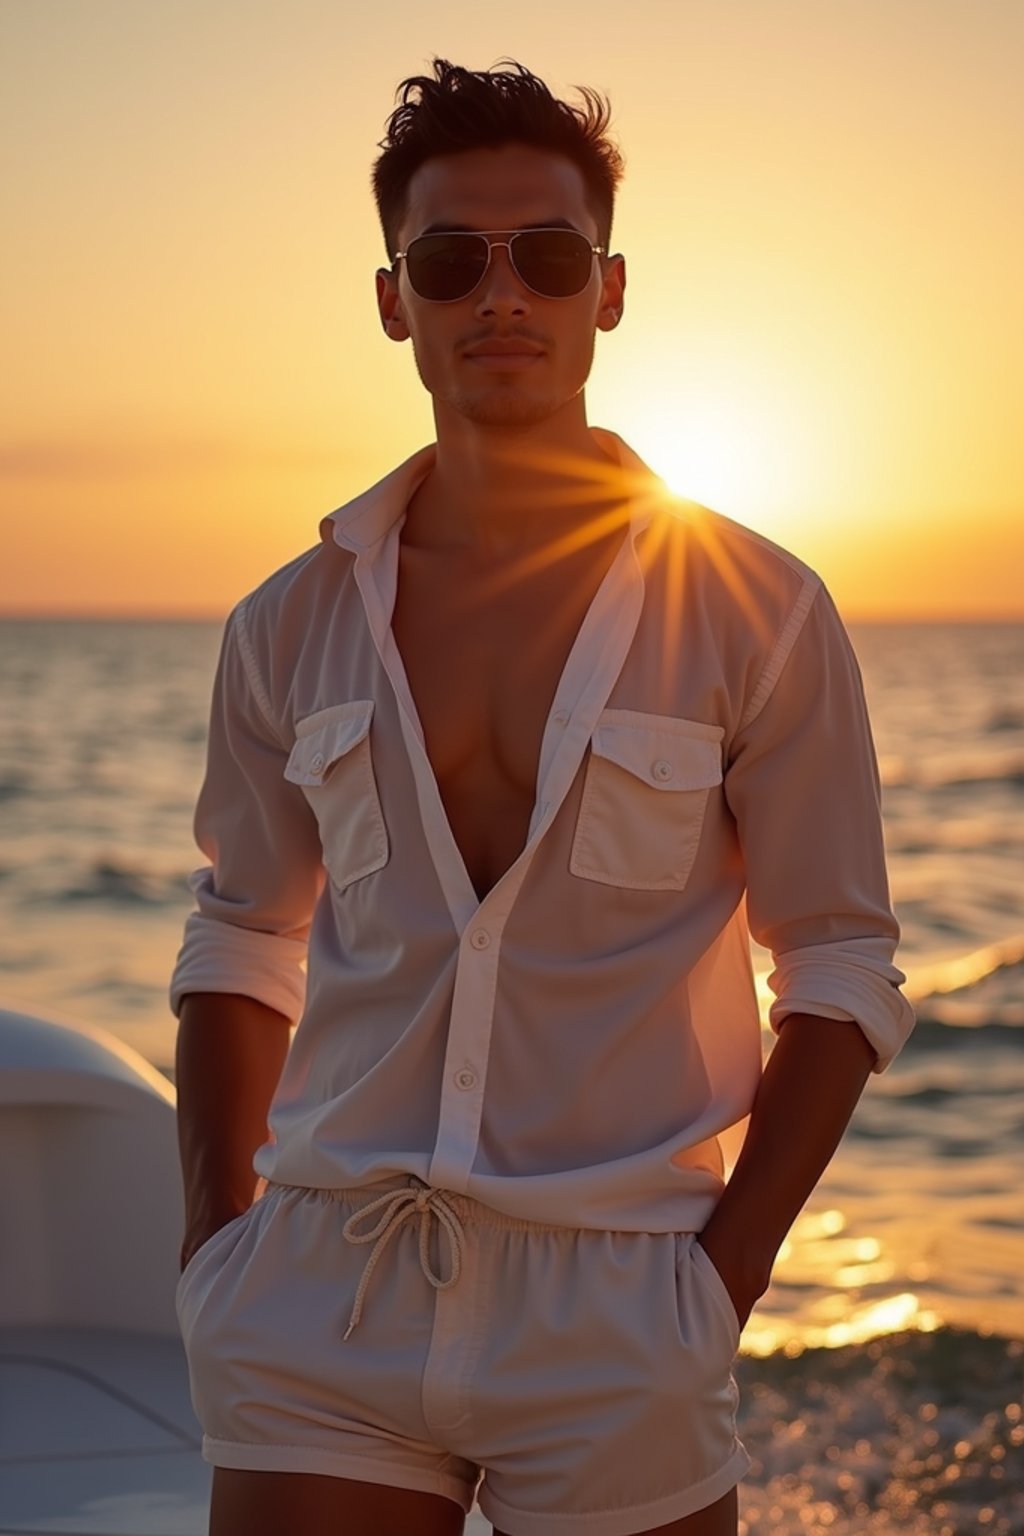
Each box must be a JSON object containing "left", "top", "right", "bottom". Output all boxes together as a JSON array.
[
  {"left": 553, "top": 708, "right": 570, "bottom": 726},
  {"left": 470, "top": 929, "right": 491, "bottom": 950},
  {"left": 652, "top": 759, "right": 674, "bottom": 782},
  {"left": 454, "top": 1068, "right": 477, "bottom": 1090},
  {"left": 310, "top": 752, "right": 325, "bottom": 774}
]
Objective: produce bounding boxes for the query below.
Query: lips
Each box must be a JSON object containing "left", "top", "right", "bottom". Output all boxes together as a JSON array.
[{"left": 462, "top": 338, "right": 545, "bottom": 359}]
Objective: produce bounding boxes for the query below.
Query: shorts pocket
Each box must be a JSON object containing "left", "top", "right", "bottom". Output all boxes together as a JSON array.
[
  {"left": 175, "top": 1205, "right": 255, "bottom": 1325},
  {"left": 688, "top": 1236, "right": 742, "bottom": 1349},
  {"left": 284, "top": 700, "right": 389, "bottom": 891},
  {"left": 570, "top": 710, "right": 724, "bottom": 890}
]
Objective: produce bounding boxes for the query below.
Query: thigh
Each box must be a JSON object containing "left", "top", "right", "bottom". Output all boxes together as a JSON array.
[
  {"left": 211, "top": 1469, "right": 466, "bottom": 1536},
  {"left": 493, "top": 1485, "right": 737, "bottom": 1536},
  {"left": 642, "top": 1485, "right": 738, "bottom": 1535}
]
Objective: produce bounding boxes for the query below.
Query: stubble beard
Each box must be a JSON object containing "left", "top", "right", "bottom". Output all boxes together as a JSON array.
[
  {"left": 445, "top": 385, "right": 575, "bottom": 429},
  {"left": 414, "top": 336, "right": 596, "bottom": 432}
]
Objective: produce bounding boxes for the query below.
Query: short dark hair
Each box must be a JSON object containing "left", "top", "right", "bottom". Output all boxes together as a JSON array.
[{"left": 372, "top": 58, "right": 623, "bottom": 259}]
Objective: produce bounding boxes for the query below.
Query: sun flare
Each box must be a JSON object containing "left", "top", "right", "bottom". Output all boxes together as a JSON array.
[
  {"left": 601, "top": 360, "right": 842, "bottom": 550},
  {"left": 615, "top": 394, "right": 806, "bottom": 525}
]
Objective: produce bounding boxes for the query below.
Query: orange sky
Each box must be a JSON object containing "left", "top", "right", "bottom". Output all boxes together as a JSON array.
[{"left": 2, "top": 0, "right": 1022, "bottom": 619}]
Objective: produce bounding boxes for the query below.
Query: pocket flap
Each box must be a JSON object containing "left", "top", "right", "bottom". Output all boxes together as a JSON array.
[
  {"left": 284, "top": 700, "right": 375, "bottom": 786},
  {"left": 590, "top": 711, "right": 724, "bottom": 792}
]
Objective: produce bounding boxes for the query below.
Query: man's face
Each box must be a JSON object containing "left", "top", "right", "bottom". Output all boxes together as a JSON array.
[{"left": 376, "top": 144, "right": 625, "bottom": 430}]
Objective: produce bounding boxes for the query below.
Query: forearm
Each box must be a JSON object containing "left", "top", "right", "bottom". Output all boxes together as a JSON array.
[
  {"left": 700, "top": 1011, "right": 876, "bottom": 1314},
  {"left": 175, "top": 991, "right": 292, "bottom": 1266}
]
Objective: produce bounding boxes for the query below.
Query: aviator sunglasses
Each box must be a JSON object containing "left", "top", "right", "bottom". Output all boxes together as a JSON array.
[{"left": 393, "top": 227, "right": 605, "bottom": 303}]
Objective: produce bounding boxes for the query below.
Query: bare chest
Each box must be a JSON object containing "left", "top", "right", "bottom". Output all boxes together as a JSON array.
[{"left": 391, "top": 539, "right": 616, "bottom": 896}]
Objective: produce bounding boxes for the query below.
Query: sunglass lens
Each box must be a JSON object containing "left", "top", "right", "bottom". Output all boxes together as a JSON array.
[
  {"left": 406, "top": 235, "right": 488, "bottom": 301},
  {"left": 514, "top": 231, "right": 593, "bottom": 297}
]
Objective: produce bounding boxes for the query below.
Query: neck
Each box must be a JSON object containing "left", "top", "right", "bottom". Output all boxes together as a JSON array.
[{"left": 404, "top": 398, "right": 627, "bottom": 557}]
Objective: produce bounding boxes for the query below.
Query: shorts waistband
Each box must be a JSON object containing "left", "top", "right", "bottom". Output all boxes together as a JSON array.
[{"left": 265, "top": 1177, "right": 569, "bottom": 1234}]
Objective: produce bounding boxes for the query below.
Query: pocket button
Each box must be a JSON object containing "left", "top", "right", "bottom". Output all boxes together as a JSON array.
[{"left": 652, "top": 759, "right": 674, "bottom": 782}]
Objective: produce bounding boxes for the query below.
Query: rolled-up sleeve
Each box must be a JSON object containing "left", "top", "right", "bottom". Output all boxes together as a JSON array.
[
  {"left": 169, "top": 601, "right": 325, "bottom": 1021},
  {"left": 724, "top": 583, "right": 914, "bottom": 1070}
]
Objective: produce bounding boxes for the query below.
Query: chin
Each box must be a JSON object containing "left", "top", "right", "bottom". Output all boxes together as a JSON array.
[{"left": 447, "top": 388, "right": 573, "bottom": 429}]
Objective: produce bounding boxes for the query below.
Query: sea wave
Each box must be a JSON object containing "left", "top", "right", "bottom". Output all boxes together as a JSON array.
[
  {"left": 904, "top": 1012, "right": 1024, "bottom": 1045},
  {"left": 735, "top": 1326, "right": 1023, "bottom": 1534},
  {"left": 906, "top": 937, "right": 1024, "bottom": 1030},
  {"left": 0, "top": 774, "right": 29, "bottom": 805},
  {"left": 987, "top": 707, "right": 1024, "bottom": 734},
  {"left": 879, "top": 751, "right": 1024, "bottom": 793},
  {"left": 55, "top": 857, "right": 189, "bottom": 908}
]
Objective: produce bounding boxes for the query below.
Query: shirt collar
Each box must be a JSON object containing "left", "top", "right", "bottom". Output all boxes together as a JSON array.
[
  {"left": 319, "top": 429, "right": 665, "bottom": 554},
  {"left": 319, "top": 445, "right": 436, "bottom": 553}
]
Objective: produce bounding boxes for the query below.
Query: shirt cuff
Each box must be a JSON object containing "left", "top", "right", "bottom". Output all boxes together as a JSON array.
[
  {"left": 767, "top": 938, "right": 915, "bottom": 1072},
  {"left": 169, "top": 912, "right": 308, "bottom": 1022}
]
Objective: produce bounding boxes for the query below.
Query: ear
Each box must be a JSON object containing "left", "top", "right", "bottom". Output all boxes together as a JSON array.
[
  {"left": 376, "top": 266, "right": 411, "bottom": 342},
  {"left": 596, "top": 252, "right": 626, "bottom": 333}
]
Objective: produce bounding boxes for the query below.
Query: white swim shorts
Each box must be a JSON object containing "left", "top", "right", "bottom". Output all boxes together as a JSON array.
[{"left": 176, "top": 1178, "right": 750, "bottom": 1536}]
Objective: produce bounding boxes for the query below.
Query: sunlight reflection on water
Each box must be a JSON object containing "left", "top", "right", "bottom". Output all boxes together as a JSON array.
[{"left": 743, "top": 1206, "right": 943, "bottom": 1358}]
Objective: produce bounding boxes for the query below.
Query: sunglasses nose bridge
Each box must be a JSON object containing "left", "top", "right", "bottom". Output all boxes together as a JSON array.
[
  {"left": 473, "top": 236, "right": 533, "bottom": 305},
  {"left": 483, "top": 237, "right": 523, "bottom": 280}
]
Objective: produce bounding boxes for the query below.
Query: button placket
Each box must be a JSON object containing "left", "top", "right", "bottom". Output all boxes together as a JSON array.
[{"left": 428, "top": 898, "right": 511, "bottom": 1192}]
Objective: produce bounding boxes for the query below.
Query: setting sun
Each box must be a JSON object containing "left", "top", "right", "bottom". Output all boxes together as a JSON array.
[{"left": 612, "top": 379, "right": 820, "bottom": 523}]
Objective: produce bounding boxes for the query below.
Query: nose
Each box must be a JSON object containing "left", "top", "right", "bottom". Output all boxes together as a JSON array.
[{"left": 473, "top": 241, "right": 532, "bottom": 318}]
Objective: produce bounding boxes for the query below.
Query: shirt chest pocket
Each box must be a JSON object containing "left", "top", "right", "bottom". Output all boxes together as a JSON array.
[
  {"left": 284, "top": 701, "right": 389, "bottom": 891},
  {"left": 570, "top": 711, "right": 725, "bottom": 892}
]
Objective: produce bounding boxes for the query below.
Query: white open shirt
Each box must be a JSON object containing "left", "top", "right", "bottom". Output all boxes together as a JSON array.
[{"left": 171, "top": 430, "right": 914, "bottom": 1234}]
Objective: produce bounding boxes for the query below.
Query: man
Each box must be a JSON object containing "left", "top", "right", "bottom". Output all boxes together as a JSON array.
[{"left": 172, "top": 59, "right": 913, "bottom": 1536}]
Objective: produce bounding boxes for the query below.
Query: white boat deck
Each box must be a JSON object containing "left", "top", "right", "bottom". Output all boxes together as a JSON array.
[{"left": 0, "top": 1326, "right": 209, "bottom": 1534}]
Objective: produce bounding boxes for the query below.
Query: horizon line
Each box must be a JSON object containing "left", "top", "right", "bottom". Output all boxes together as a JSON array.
[{"left": 1, "top": 609, "right": 1023, "bottom": 626}]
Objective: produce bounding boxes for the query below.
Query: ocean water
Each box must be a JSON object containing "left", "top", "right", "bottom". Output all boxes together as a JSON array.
[{"left": 2, "top": 617, "right": 1022, "bottom": 1533}]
